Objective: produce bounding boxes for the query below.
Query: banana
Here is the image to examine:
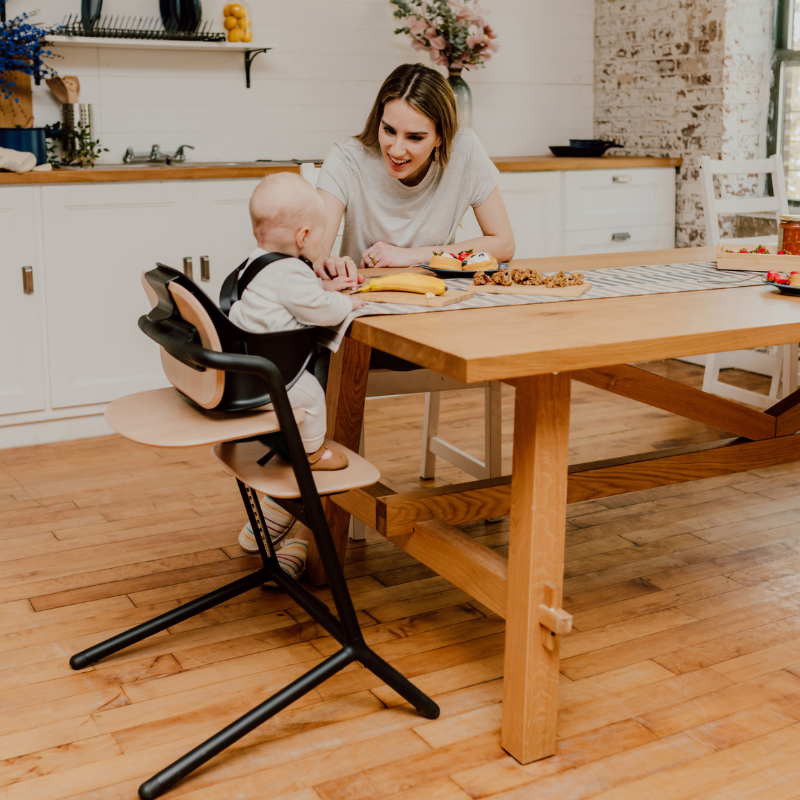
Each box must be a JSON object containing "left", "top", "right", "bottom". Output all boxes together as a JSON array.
[{"left": 358, "top": 273, "right": 447, "bottom": 296}]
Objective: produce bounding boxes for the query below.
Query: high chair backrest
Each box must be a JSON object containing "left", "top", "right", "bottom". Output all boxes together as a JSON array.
[{"left": 141, "top": 264, "right": 319, "bottom": 412}]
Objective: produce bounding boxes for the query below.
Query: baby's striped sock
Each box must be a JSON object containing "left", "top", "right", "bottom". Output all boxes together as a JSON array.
[{"left": 238, "top": 495, "right": 296, "bottom": 553}]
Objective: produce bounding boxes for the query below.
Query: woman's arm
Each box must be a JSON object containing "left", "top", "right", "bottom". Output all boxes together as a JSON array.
[
  {"left": 316, "top": 188, "right": 363, "bottom": 283},
  {"left": 361, "top": 185, "right": 516, "bottom": 268}
]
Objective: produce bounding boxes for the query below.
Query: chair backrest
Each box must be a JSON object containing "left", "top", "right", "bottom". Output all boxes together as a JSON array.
[
  {"left": 141, "top": 264, "right": 318, "bottom": 412},
  {"left": 699, "top": 154, "right": 789, "bottom": 246}
]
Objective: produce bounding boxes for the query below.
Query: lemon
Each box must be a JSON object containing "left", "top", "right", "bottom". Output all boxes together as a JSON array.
[
  {"left": 223, "top": 15, "right": 238, "bottom": 30},
  {"left": 227, "top": 26, "right": 244, "bottom": 41},
  {"left": 242, "top": 29, "right": 252, "bottom": 42},
  {"left": 230, "top": 4, "right": 245, "bottom": 18},
  {"left": 223, "top": 3, "right": 233, "bottom": 15}
]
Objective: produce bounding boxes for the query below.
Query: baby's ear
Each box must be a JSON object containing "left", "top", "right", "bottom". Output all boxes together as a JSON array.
[{"left": 295, "top": 224, "right": 311, "bottom": 249}]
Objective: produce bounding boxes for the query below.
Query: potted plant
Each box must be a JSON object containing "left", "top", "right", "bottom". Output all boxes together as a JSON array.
[
  {"left": 390, "top": 0, "right": 499, "bottom": 127},
  {"left": 0, "top": 4, "right": 59, "bottom": 163}
]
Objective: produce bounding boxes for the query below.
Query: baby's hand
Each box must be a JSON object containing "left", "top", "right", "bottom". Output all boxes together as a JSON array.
[
  {"left": 350, "top": 295, "right": 365, "bottom": 310},
  {"left": 322, "top": 276, "right": 357, "bottom": 292}
]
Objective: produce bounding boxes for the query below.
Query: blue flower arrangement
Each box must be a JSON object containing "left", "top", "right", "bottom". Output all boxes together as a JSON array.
[{"left": 1, "top": 2, "right": 61, "bottom": 102}]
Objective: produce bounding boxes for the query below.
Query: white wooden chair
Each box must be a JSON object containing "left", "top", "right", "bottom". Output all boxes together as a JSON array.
[
  {"left": 300, "top": 163, "right": 502, "bottom": 540},
  {"left": 699, "top": 154, "right": 798, "bottom": 408}
]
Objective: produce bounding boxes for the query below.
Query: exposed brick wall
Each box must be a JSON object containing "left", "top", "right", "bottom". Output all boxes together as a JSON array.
[{"left": 594, "top": 0, "right": 774, "bottom": 247}]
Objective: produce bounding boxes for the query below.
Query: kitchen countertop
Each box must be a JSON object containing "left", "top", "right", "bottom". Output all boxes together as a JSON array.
[{"left": 0, "top": 155, "right": 682, "bottom": 185}]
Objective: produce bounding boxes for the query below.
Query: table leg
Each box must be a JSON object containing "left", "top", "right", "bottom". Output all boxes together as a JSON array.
[
  {"left": 305, "top": 336, "right": 372, "bottom": 586},
  {"left": 502, "top": 373, "right": 571, "bottom": 763}
]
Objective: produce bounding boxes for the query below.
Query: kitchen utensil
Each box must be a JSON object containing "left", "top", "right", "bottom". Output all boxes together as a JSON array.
[
  {"left": 469, "top": 281, "right": 592, "bottom": 298},
  {"left": 81, "top": 0, "right": 103, "bottom": 30},
  {"left": 62, "top": 77, "right": 80, "bottom": 104},
  {"left": 549, "top": 142, "right": 622, "bottom": 158},
  {"left": 46, "top": 76, "right": 70, "bottom": 104}
]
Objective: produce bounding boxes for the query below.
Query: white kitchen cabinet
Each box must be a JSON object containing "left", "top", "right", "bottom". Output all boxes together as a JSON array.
[
  {"left": 563, "top": 224, "right": 675, "bottom": 255},
  {"left": 562, "top": 167, "right": 675, "bottom": 231},
  {"left": 0, "top": 187, "right": 46, "bottom": 415},
  {"left": 41, "top": 182, "right": 193, "bottom": 408},
  {"left": 456, "top": 172, "right": 561, "bottom": 259},
  {"left": 193, "top": 178, "right": 262, "bottom": 299}
]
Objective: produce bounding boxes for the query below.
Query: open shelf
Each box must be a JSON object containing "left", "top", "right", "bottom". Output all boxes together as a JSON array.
[{"left": 44, "top": 36, "right": 273, "bottom": 86}]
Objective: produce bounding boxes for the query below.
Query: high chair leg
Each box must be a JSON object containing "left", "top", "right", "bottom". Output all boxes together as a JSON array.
[{"left": 72, "top": 470, "right": 439, "bottom": 800}]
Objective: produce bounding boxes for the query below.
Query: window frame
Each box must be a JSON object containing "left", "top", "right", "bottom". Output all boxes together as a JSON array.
[{"left": 770, "top": 0, "right": 800, "bottom": 203}]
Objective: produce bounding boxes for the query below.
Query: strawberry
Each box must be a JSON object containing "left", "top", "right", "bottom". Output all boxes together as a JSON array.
[
  {"left": 767, "top": 271, "right": 780, "bottom": 282},
  {"left": 778, "top": 250, "right": 788, "bottom": 255},
  {"left": 776, "top": 274, "right": 789, "bottom": 284},
  {"left": 738, "top": 248, "right": 749, "bottom": 253}
]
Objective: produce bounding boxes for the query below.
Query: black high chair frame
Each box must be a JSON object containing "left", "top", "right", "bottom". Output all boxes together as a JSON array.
[{"left": 68, "top": 269, "right": 439, "bottom": 800}]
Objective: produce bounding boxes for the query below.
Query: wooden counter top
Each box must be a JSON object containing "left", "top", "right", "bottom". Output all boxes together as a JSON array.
[
  {"left": 0, "top": 155, "right": 682, "bottom": 185},
  {"left": 493, "top": 155, "right": 682, "bottom": 171}
]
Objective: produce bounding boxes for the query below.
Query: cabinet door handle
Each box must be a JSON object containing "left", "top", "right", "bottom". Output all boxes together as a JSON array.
[
  {"left": 612, "top": 232, "right": 631, "bottom": 241},
  {"left": 22, "top": 266, "right": 33, "bottom": 294},
  {"left": 183, "top": 256, "right": 193, "bottom": 280},
  {"left": 200, "top": 255, "right": 210, "bottom": 282},
  {"left": 612, "top": 175, "right": 632, "bottom": 184}
]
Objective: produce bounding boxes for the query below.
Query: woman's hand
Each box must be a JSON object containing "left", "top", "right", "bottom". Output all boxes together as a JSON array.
[
  {"left": 316, "top": 255, "right": 364, "bottom": 284},
  {"left": 360, "top": 242, "right": 418, "bottom": 269}
]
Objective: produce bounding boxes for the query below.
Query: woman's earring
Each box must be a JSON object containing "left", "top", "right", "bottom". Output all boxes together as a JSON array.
[{"left": 434, "top": 145, "right": 440, "bottom": 163}]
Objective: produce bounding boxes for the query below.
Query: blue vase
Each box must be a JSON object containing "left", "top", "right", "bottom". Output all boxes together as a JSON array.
[{"left": 448, "top": 69, "right": 472, "bottom": 128}]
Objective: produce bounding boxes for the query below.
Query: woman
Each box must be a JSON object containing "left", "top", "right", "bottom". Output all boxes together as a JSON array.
[{"left": 316, "top": 62, "right": 515, "bottom": 275}]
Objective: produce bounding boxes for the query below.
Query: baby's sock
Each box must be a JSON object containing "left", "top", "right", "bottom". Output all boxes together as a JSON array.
[
  {"left": 238, "top": 495, "right": 296, "bottom": 553},
  {"left": 262, "top": 538, "right": 308, "bottom": 587}
]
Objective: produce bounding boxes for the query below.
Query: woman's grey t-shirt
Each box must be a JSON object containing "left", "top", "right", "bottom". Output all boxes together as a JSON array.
[{"left": 316, "top": 128, "right": 499, "bottom": 263}]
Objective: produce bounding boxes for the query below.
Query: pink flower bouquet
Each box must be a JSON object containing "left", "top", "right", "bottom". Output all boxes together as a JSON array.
[{"left": 391, "top": 0, "right": 499, "bottom": 70}]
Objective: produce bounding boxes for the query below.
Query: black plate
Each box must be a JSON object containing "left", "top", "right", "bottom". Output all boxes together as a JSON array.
[
  {"left": 175, "top": 0, "right": 202, "bottom": 32},
  {"left": 159, "top": 0, "right": 175, "bottom": 31},
  {"left": 81, "top": 0, "right": 102, "bottom": 30},
  {"left": 765, "top": 279, "right": 800, "bottom": 296},
  {"left": 424, "top": 261, "right": 506, "bottom": 278}
]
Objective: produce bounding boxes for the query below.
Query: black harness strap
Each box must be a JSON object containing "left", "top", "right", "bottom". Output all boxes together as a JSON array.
[{"left": 219, "top": 252, "right": 314, "bottom": 316}]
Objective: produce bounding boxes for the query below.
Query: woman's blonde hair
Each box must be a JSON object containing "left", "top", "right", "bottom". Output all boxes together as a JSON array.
[{"left": 356, "top": 64, "right": 458, "bottom": 166}]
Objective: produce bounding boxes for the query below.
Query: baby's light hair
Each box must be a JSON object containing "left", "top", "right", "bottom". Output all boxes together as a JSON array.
[{"left": 249, "top": 172, "right": 321, "bottom": 244}]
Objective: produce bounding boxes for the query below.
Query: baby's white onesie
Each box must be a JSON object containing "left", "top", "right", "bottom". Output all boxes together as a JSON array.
[{"left": 230, "top": 247, "right": 352, "bottom": 451}]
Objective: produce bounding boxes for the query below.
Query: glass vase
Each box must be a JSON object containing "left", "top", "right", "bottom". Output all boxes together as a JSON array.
[{"left": 448, "top": 68, "right": 472, "bottom": 128}]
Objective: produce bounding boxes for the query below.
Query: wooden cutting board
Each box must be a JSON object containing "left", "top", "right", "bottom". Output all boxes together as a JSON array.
[
  {"left": 357, "top": 289, "right": 472, "bottom": 307},
  {"left": 470, "top": 282, "right": 592, "bottom": 298}
]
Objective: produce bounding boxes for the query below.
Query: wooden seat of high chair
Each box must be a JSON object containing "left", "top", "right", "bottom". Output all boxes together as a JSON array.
[
  {"left": 212, "top": 438, "right": 379, "bottom": 498},
  {"left": 105, "top": 387, "right": 305, "bottom": 448}
]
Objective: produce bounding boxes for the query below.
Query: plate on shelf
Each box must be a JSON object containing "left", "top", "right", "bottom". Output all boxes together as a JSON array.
[
  {"left": 81, "top": 0, "right": 103, "bottom": 30},
  {"left": 175, "top": 0, "right": 202, "bottom": 32},
  {"left": 764, "top": 280, "right": 800, "bottom": 297},
  {"left": 159, "top": 0, "right": 176, "bottom": 30},
  {"left": 424, "top": 262, "right": 507, "bottom": 279}
]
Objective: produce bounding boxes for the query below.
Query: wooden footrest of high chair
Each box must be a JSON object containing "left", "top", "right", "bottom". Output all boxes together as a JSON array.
[
  {"left": 105, "top": 388, "right": 306, "bottom": 448},
  {"left": 212, "top": 438, "right": 380, "bottom": 498}
]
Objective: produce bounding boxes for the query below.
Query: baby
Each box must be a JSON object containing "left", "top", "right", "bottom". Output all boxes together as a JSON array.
[{"left": 231, "top": 172, "right": 364, "bottom": 558}]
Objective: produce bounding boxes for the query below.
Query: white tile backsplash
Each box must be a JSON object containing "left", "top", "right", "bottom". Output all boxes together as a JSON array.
[{"left": 29, "top": 0, "right": 594, "bottom": 163}]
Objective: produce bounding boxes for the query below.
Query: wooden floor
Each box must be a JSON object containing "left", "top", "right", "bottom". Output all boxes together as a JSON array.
[{"left": 3, "top": 361, "right": 800, "bottom": 800}]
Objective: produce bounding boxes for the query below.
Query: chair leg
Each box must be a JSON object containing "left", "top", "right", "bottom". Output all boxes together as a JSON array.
[
  {"left": 420, "top": 391, "right": 441, "bottom": 479},
  {"left": 104, "top": 475, "right": 440, "bottom": 799},
  {"left": 350, "top": 422, "right": 367, "bottom": 541},
  {"left": 69, "top": 568, "right": 268, "bottom": 670},
  {"left": 782, "top": 343, "right": 799, "bottom": 397}
]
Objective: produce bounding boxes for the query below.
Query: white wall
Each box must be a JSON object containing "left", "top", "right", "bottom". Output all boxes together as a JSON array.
[{"left": 28, "top": 0, "right": 594, "bottom": 163}]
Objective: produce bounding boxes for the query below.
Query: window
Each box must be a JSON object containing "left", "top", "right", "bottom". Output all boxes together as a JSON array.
[{"left": 772, "top": 0, "right": 800, "bottom": 202}]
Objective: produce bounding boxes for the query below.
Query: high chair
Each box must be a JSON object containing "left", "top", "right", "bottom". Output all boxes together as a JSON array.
[{"left": 69, "top": 265, "right": 439, "bottom": 799}]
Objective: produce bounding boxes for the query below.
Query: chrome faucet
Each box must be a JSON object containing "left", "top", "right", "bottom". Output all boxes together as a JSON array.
[
  {"left": 165, "top": 145, "right": 194, "bottom": 165},
  {"left": 122, "top": 144, "right": 195, "bottom": 164}
]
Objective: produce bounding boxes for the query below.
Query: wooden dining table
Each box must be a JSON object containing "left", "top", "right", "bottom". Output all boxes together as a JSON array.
[{"left": 305, "top": 245, "right": 800, "bottom": 767}]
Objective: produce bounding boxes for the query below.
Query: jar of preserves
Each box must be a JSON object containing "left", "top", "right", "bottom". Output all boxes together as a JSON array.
[{"left": 779, "top": 215, "right": 800, "bottom": 255}]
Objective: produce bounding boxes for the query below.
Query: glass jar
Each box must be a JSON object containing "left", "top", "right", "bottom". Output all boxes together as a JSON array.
[{"left": 779, "top": 215, "right": 800, "bottom": 254}]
